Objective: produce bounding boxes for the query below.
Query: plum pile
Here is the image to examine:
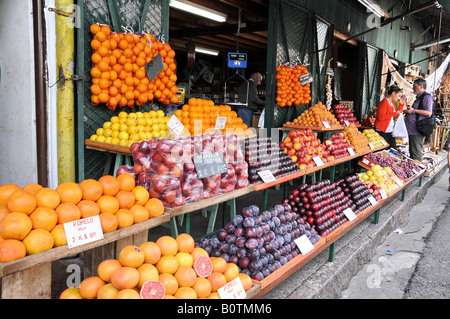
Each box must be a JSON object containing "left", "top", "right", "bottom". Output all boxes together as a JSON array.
[
  {"left": 331, "top": 104, "right": 360, "bottom": 126},
  {"left": 197, "top": 203, "right": 320, "bottom": 281},
  {"left": 365, "top": 152, "right": 421, "bottom": 180},
  {"left": 336, "top": 174, "right": 375, "bottom": 213},
  {"left": 245, "top": 137, "right": 300, "bottom": 184}
]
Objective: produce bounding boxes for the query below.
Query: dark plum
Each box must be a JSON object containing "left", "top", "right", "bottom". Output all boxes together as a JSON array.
[
  {"left": 227, "top": 243, "right": 238, "bottom": 255},
  {"left": 261, "top": 268, "right": 271, "bottom": 277},
  {"left": 249, "top": 204, "right": 260, "bottom": 216},
  {"left": 232, "top": 214, "right": 244, "bottom": 226},
  {"left": 247, "top": 248, "right": 260, "bottom": 260},
  {"left": 245, "top": 238, "right": 258, "bottom": 249},
  {"left": 225, "top": 234, "right": 237, "bottom": 245},
  {"left": 243, "top": 217, "right": 255, "bottom": 228},
  {"left": 242, "top": 207, "right": 253, "bottom": 218},
  {"left": 239, "top": 256, "right": 250, "bottom": 269},
  {"left": 236, "top": 236, "right": 246, "bottom": 248},
  {"left": 220, "top": 253, "right": 230, "bottom": 262},
  {"left": 249, "top": 259, "right": 263, "bottom": 272},
  {"left": 252, "top": 271, "right": 264, "bottom": 281},
  {"left": 225, "top": 222, "right": 235, "bottom": 233},
  {"left": 244, "top": 226, "right": 257, "bottom": 238},
  {"left": 217, "top": 230, "right": 228, "bottom": 241},
  {"left": 234, "top": 226, "right": 244, "bottom": 237},
  {"left": 236, "top": 247, "right": 247, "bottom": 258},
  {"left": 229, "top": 255, "right": 239, "bottom": 265}
]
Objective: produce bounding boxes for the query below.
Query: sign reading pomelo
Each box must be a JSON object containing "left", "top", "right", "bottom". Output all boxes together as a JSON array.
[{"left": 64, "top": 215, "right": 104, "bottom": 249}]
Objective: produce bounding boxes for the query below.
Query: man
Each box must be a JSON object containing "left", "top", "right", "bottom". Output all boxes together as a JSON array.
[
  {"left": 403, "top": 78, "right": 433, "bottom": 162},
  {"left": 238, "top": 72, "right": 265, "bottom": 128}
]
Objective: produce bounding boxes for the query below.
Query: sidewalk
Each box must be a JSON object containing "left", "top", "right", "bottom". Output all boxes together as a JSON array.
[{"left": 262, "top": 152, "right": 448, "bottom": 299}]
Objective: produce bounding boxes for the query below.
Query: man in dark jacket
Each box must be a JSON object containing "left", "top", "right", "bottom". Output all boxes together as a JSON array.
[{"left": 238, "top": 72, "right": 265, "bottom": 128}]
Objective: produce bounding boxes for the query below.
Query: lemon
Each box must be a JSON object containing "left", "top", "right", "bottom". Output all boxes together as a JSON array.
[
  {"left": 127, "top": 140, "right": 134, "bottom": 147},
  {"left": 118, "top": 131, "right": 129, "bottom": 140},
  {"left": 96, "top": 135, "right": 106, "bottom": 143},
  {"left": 128, "top": 113, "right": 137, "bottom": 119},
  {"left": 119, "top": 123, "right": 128, "bottom": 132},
  {"left": 137, "top": 125, "right": 146, "bottom": 133},
  {"left": 146, "top": 118, "right": 153, "bottom": 126},
  {"left": 157, "top": 110, "right": 165, "bottom": 118},
  {"left": 130, "top": 133, "right": 140, "bottom": 141},
  {"left": 143, "top": 112, "right": 151, "bottom": 119},
  {"left": 137, "top": 118, "right": 147, "bottom": 126},
  {"left": 111, "top": 122, "right": 120, "bottom": 131},
  {"left": 110, "top": 116, "right": 120, "bottom": 123},
  {"left": 149, "top": 110, "right": 157, "bottom": 118},
  {"left": 90, "top": 134, "right": 98, "bottom": 141},
  {"left": 111, "top": 137, "right": 120, "bottom": 145},
  {"left": 139, "top": 132, "right": 147, "bottom": 140},
  {"left": 366, "top": 171, "right": 373, "bottom": 177},
  {"left": 104, "top": 136, "right": 112, "bottom": 144},
  {"left": 111, "top": 130, "right": 120, "bottom": 139},
  {"left": 152, "top": 124, "right": 161, "bottom": 132},
  {"left": 153, "top": 131, "right": 161, "bottom": 138},
  {"left": 127, "top": 126, "right": 138, "bottom": 135},
  {"left": 118, "top": 111, "right": 128, "bottom": 118},
  {"left": 119, "top": 139, "right": 128, "bottom": 147},
  {"left": 126, "top": 118, "right": 137, "bottom": 127},
  {"left": 119, "top": 117, "right": 127, "bottom": 125},
  {"left": 96, "top": 128, "right": 104, "bottom": 136},
  {"left": 135, "top": 111, "right": 144, "bottom": 118},
  {"left": 145, "top": 126, "right": 152, "bottom": 133},
  {"left": 103, "top": 128, "right": 113, "bottom": 138},
  {"left": 145, "top": 132, "right": 154, "bottom": 139}
]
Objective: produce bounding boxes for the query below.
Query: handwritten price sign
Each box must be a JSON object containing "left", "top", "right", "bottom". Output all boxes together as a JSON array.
[{"left": 64, "top": 216, "right": 104, "bottom": 249}]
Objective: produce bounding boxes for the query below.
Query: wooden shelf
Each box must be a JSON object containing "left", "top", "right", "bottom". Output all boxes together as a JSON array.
[{"left": 85, "top": 139, "right": 131, "bottom": 155}]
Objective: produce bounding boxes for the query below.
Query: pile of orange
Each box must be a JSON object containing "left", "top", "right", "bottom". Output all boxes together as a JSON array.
[
  {"left": 287, "top": 102, "right": 341, "bottom": 128},
  {"left": 276, "top": 64, "right": 312, "bottom": 107},
  {"left": 342, "top": 124, "right": 371, "bottom": 153},
  {"left": 60, "top": 233, "right": 253, "bottom": 299},
  {"left": 173, "top": 98, "right": 253, "bottom": 136},
  {"left": 0, "top": 173, "right": 165, "bottom": 263},
  {"left": 89, "top": 23, "right": 179, "bottom": 110}
]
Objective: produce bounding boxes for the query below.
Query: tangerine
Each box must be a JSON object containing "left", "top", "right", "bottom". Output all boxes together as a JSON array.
[
  {"left": 115, "top": 191, "right": 135, "bottom": 209},
  {"left": 132, "top": 186, "right": 150, "bottom": 206},
  {"left": 0, "top": 239, "right": 27, "bottom": 263},
  {"left": 96, "top": 195, "right": 120, "bottom": 214},
  {"left": 238, "top": 273, "right": 253, "bottom": 291},
  {"left": 129, "top": 204, "right": 149, "bottom": 223},
  {"left": 139, "top": 241, "right": 161, "bottom": 264},
  {"left": 116, "top": 209, "right": 134, "bottom": 229},
  {"left": 116, "top": 173, "right": 135, "bottom": 192},
  {"left": 0, "top": 184, "right": 20, "bottom": 205},
  {"left": 210, "top": 257, "right": 227, "bottom": 273},
  {"left": 22, "top": 183, "right": 43, "bottom": 195},
  {"left": 7, "top": 189, "right": 37, "bottom": 215},
  {"left": 223, "top": 262, "right": 240, "bottom": 282},
  {"left": 51, "top": 224, "right": 67, "bottom": 247},
  {"left": 0, "top": 212, "right": 32, "bottom": 240}
]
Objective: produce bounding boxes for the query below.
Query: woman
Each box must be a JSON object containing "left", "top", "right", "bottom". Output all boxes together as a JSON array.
[{"left": 374, "top": 85, "right": 406, "bottom": 149}]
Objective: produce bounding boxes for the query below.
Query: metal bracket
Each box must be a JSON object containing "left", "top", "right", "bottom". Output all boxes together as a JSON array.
[
  {"left": 48, "top": 7, "right": 73, "bottom": 17},
  {"left": 48, "top": 65, "right": 83, "bottom": 89}
]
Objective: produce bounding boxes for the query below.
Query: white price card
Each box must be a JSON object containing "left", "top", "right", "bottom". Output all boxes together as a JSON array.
[
  {"left": 368, "top": 195, "right": 377, "bottom": 206},
  {"left": 344, "top": 120, "right": 350, "bottom": 127},
  {"left": 343, "top": 208, "right": 357, "bottom": 221},
  {"left": 218, "top": 277, "right": 246, "bottom": 299},
  {"left": 167, "top": 115, "right": 185, "bottom": 136},
  {"left": 395, "top": 178, "right": 404, "bottom": 186},
  {"left": 295, "top": 234, "right": 315, "bottom": 255},
  {"left": 64, "top": 216, "right": 104, "bottom": 249},
  {"left": 412, "top": 169, "right": 419, "bottom": 174},
  {"left": 347, "top": 147, "right": 356, "bottom": 156},
  {"left": 312, "top": 156, "right": 324, "bottom": 166},
  {"left": 362, "top": 158, "right": 370, "bottom": 165},
  {"left": 215, "top": 116, "right": 227, "bottom": 130},
  {"left": 380, "top": 188, "right": 388, "bottom": 199},
  {"left": 322, "top": 121, "right": 331, "bottom": 128},
  {"left": 381, "top": 140, "right": 387, "bottom": 146},
  {"left": 369, "top": 142, "right": 375, "bottom": 150},
  {"left": 258, "top": 170, "right": 276, "bottom": 183}
]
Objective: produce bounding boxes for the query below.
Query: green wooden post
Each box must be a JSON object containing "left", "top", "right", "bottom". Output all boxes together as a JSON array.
[
  {"left": 107, "top": 0, "right": 122, "bottom": 32},
  {"left": 401, "top": 189, "right": 406, "bottom": 201},
  {"left": 185, "top": 213, "right": 190, "bottom": 234},
  {"left": 328, "top": 242, "right": 335, "bottom": 262},
  {"left": 329, "top": 165, "right": 336, "bottom": 183},
  {"left": 138, "top": 0, "right": 151, "bottom": 34},
  {"left": 263, "top": 189, "right": 269, "bottom": 210},
  {"left": 373, "top": 208, "right": 380, "bottom": 224}
]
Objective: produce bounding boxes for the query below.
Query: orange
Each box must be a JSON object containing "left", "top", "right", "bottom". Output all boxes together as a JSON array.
[
  {"left": 116, "top": 209, "right": 134, "bottom": 229},
  {"left": 223, "top": 262, "right": 239, "bottom": 282},
  {"left": 190, "top": 247, "right": 209, "bottom": 261},
  {"left": 60, "top": 287, "right": 83, "bottom": 299},
  {"left": 79, "top": 276, "right": 105, "bottom": 299},
  {"left": 111, "top": 266, "right": 140, "bottom": 290},
  {"left": 144, "top": 198, "right": 164, "bottom": 218},
  {"left": 56, "top": 182, "right": 83, "bottom": 204},
  {"left": 175, "top": 252, "right": 194, "bottom": 267},
  {"left": 96, "top": 195, "right": 120, "bottom": 214},
  {"left": 159, "top": 273, "right": 178, "bottom": 295},
  {"left": 97, "top": 258, "right": 123, "bottom": 282},
  {"left": 99, "top": 212, "right": 118, "bottom": 233},
  {"left": 22, "top": 183, "right": 43, "bottom": 195},
  {"left": 0, "top": 212, "right": 32, "bottom": 240},
  {"left": 115, "top": 288, "right": 141, "bottom": 299},
  {"left": 156, "top": 235, "right": 178, "bottom": 256},
  {"left": 129, "top": 204, "right": 149, "bottom": 223},
  {"left": 139, "top": 241, "right": 161, "bottom": 264},
  {"left": 7, "top": 189, "right": 37, "bottom": 215},
  {"left": 193, "top": 277, "right": 212, "bottom": 298},
  {"left": 238, "top": 273, "right": 253, "bottom": 291},
  {"left": 96, "top": 283, "right": 120, "bottom": 299},
  {"left": 0, "top": 239, "right": 27, "bottom": 263},
  {"left": 29, "top": 206, "right": 58, "bottom": 231},
  {"left": 155, "top": 255, "right": 179, "bottom": 274},
  {"left": 22, "top": 229, "right": 54, "bottom": 255},
  {"left": 210, "top": 257, "right": 227, "bottom": 273},
  {"left": 131, "top": 186, "right": 149, "bottom": 206},
  {"left": 115, "top": 191, "right": 135, "bottom": 209},
  {"left": 77, "top": 199, "right": 100, "bottom": 218},
  {"left": 116, "top": 173, "right": 135, "bottom": 192},
  {"left": 98, "top": 175, "right": 120, "bottom": 196},
  {"left": 137, "top": 263, "right": 159, "bottom": 288},
  {"left": 79, "top": 179, "right": 103, "bottom": 201},
  {"left": 207, "top": 272, "right": 227, "bottom": 292},
  {"left": 55, "top": 202, "right": 81, "bottom": 224},
  {"left": 174, "top": 286, "right": 197, "bottom": 299},
  {"left": 50, "top": 224, "right": 67, "bottom": 247},
  {"left": 174, "top": 265, "right": 197, "bottom": 287},
  {"left": 176, "top": 233, "right": 195, "bottom": 253},
  {"left": 118, "top": 245, "right": 145, "bottom": 268},
  {"left": 34, "top": 187, "right": 61, "bottom": 209}
]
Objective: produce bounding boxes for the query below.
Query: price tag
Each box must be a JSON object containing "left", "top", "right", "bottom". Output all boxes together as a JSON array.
[
  {"left": 218, "top": 277, "right": 246, "bottom": 299},
  {"left": 295, "top": 235, "right": 315, "bottom": 255},
  {"left": 299, "top": 72, "right": 313, "bottom": 85},
  {"left": 257, "top": 170, "right": 276, "bottom": 183},
  {"left": 322, "top": 121, "right": 331, "bottom": 128},
  {"left": 362, "top": 158, "right": 370, "bottom": 165},
  {"left": 369, "top": 143, "right": 375, "bottom": 150},
  {"left": 380, "top": 188, "right": 388, "bottom": 199},
  {"left": 347, "top": 147, "right": 356, "bottom": 156},
  {"left": 344, "top": 120, "right": 350, "bottom": 127},
  {"left": 368, "top": 195, "right": 377, "bottom": 206},
  {"left": 412, "top": 169, "right": 418, "bottom": 174},
  {"left": 64, "top": 216, "right": 104, "bottom": 249},
  {"left": 215, "top": 117, "right": 227, "bottom": 130},
  {"left": 395, "top": 178, "right": 404, "bottom": 186},
  {"left": 381, "top": 140, "right": 387, "bottom": 146},
  {"left": 193, "top": 152, "right": 228, "bottom": 179},
  {"left": 312, "top": 156, "right": 324, "bottom": 166},
  {"left": 343, "top": 208, "right": 357, "bottom": 221},
  {"left": 167, "top": 115, "right": 185, "bottom": 136}
]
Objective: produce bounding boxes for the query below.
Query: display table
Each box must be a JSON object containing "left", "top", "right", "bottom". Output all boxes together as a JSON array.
[{"left": 85, "top": 139, "right": 132, "bottom": 177}]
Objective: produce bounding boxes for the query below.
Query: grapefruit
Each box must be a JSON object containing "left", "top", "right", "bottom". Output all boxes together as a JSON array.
[
  {"left": 193, "top": 255, "right": 213, "bottom": 277},
  {"left": 140, "top": 280, "right": 166, "bottom": 299}
]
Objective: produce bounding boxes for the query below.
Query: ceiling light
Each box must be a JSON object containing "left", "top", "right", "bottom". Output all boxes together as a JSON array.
[
  {"left": 170, "top": 0, "right": 227, "bottom": 23},
  {"left": 358, "top": 0, "right": 386, "bottom": 18},
  {"left": 195, "top": 47, "right": 220, "bottom": 56}
]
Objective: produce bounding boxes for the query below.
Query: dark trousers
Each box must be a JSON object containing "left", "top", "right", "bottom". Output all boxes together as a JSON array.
[
  {"left": 376, "top": 129, "right": 397, "bottom": 150},
  {"left": 237, "top": 108, "right": 254, "bottom": 128}
]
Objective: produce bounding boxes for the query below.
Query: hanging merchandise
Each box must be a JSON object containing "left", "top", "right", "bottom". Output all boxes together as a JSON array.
[
  {"left": 89, "top": 24, "right": 179, "bottom": 110},
  {"left": 275, "top": 64, "right": 312, "bottom": 107}
]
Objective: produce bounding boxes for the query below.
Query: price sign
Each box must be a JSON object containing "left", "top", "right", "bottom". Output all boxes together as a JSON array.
[
  {"left": 412, "top": 169, "right": 419, "bottom": 174},
  {"left": 215, "top": 117, "right": 227, "bottom": 130},
  {"left": 369, "top": 143, "right": 375, "bottom": 150},
  {"left": 347, "top": 147, "right": 356, "bottom": 156},
  {"left": 322, "top": 121, "right": 331, "bottom": 128},
  {"left": 395, "top": 178, "right": 404, "bottom": 186},
  {"left": 381, "top": 140, "right": 388, "bottom": 146},
  {"left": 257, "top": 170, "right": 276, "bottom": 183},
  {"left": 344, "top": 120, "right": 350, "bottom": 127},
  {"left": 368, "top": 195, "right": 377, "bottom": 206},
  {"left": 362, "top": 158, "right": 370, "bottom": 165},
  {"left": 299, "top": 72, "right": 313, "bottom": 85},
  {"left": 64, "top": 216, "right": 104, "bottom": 249},
  {"left": 167, "top": 115, "right": 185, "bottom": 136},
  {"left": 312, "top": 156, "right": 324, "bottom": 167},
  {"left": 193, "top": 152, "right": 228, "bottom": 179},
  {"left": 295, "top": 235, "right": 315, "bottom": 255},
  {"left": 218, "top": 277, "right": 246, "bottom": 299},
  {"left": 380, "top": 188, "right": 388, "bottom": 199},
  {"left": 343, "top": 208, "right": 357, "bottom": 221},
  {"left": 145, "top": 53, "right": 165, "bottom": 82}
]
